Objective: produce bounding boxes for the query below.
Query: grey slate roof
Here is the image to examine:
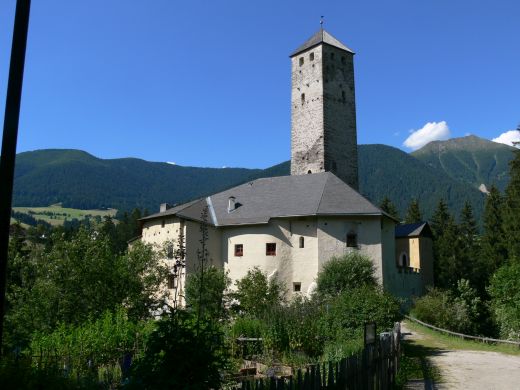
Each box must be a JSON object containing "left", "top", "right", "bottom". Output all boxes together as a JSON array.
[
  {"left": 141, "top": 172, "right": 385, "bottom": 226},
  {"left": 395, "top": 222, "right": 432, "bottom": 238},
  {"left": 290, "top": 29, "right": 355, "bottom": 57}
]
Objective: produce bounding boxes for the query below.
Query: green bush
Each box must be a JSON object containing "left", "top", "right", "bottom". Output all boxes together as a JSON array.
[
  {"left": 322, "top": 286, "right": 401, "bottom": 341},
  {"left": 488, "top": 263, "right": 520, "bottom": 340},
  {"left": 316, "top": 252, "right": 376, "bottom": 297},
  {"left": 185, "top": 265, "right": 231, "bottom": 320},
  {"left": 412, "top": 280, "right": 496, "bottom": 336},
  {"left": 127, "top": 310, "right": 229, "bottom": 389},
  {"left": 29, "top": 308, "right": 154, "bottom": 385},
  {"left": 232, "top": 267, "right": 285, "bottom": 317}
]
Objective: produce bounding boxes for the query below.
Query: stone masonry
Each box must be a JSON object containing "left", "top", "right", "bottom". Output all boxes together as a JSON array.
[{"left": 290, "top": 30, "right": 359, "bottom": 190}]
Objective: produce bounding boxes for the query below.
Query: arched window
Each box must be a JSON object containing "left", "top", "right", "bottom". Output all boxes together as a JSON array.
[
  {"left": 307, "top": 170, "right": 312, "bottom": 174},
  {"left": 299, "top": 236, "right": 305, "bottom": 248},
  {"left": 399, "top": 252, "right": 409, "bottom": 267}
]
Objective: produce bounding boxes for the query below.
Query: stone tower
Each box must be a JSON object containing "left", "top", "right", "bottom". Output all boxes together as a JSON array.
[{"left": 290, "top": 29, "right": 359, "bottom": 190}]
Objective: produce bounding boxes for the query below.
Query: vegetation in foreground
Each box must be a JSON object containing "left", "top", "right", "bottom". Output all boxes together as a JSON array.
[{"left": 2, "top": 208, "right": 401, "bottom": 389}]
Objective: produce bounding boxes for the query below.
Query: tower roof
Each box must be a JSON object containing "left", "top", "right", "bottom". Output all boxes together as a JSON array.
[{"left": 290, "top": 29, "right": 355, "bottom": 57}]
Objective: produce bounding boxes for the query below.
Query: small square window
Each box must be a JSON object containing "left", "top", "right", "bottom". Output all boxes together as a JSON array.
[
  {"left": 235, "top": 244, "right": 243, "bottom": 257},
  {"left": 167, "top": 275, "right": 177, "bottom": 289},
  {"left": 293, "top": 282, "right": 301, "bottom": 292},
  {"left": 266, "top": 243, "right": 276, "bottom": 256}
]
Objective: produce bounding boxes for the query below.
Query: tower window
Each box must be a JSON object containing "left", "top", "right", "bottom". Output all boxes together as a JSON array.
[
  {"left": 299, "top": 57, "right": 304, "bottom": 66},
  {"left": 309, "top": 52, "right": 314, "bottom": 61},
  {"left": 331, "top": 52, "right": 335, "bottom": 60},
  {"left": 342, "top": 91, "right": 346, "bottom": 102},
  {"left": 301, "top": 93, "right": 305, "bottom": 104},
  {"left": 234, "top": 244, "right": 243, "bottom": 257},
  {"left": 299, "top": 236, "right": 305, "bottom": 248},
  {"left": 266, "top": 243, "right": 276, "bottom": 256},
  {"left": 341, "top": 56, "right": 346, "bottom": 65},
  {"left": 347, "top": 232, "right": 358, "bottom": 248},
  {"left": 293, "top": 282, "right": 301, "bottom": 292}
]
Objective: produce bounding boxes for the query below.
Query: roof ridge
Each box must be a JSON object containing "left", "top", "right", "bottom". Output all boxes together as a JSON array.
[{"left": 316, "top": 173, "right": 329, "bottom": 213}]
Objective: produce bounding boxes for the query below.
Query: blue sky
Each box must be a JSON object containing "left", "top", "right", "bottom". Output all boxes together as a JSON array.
[{"left": 1, "top": 0, "right": 519, "bottom": 168}]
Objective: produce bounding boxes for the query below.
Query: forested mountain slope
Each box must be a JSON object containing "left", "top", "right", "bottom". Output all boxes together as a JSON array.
[
  {"left": 13, "top": 144, "right": 488, "bottom": 220},
  {"left": 412, "top": 135, "right": 516, "bottom": 192}
]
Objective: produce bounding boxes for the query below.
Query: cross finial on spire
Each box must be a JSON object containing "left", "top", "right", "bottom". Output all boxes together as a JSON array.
[{"left": 320, "top": 15, "right": 324, "bottom": 30}]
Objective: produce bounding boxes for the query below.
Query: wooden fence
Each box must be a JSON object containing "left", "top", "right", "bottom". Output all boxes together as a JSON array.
[{"left": 240, "top": 322, "right": 401, "bottom": 390}]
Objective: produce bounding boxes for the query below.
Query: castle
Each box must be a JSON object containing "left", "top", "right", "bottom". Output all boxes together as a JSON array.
[{"left": 139, "top": 29, "right": 433, "bottom": 305}]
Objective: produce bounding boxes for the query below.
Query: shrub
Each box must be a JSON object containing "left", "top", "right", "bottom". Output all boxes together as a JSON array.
[
  {"left": 316, "top": 252, "right": 376, "bottom": 297},
  {"left": 488, "top": 263, "right": 520, "bottom": 340},
  {"left": 322, "top": 286, "right": 401, "bottom": 341},
  {"left": 127, "top": 310, "right": 229, "bottom": 389},
  {"left": 232, "top": 267, "right": 285, "bottom": 317},
  {"left": 185, "top": 266, "right": 231, "bottom": 320}
]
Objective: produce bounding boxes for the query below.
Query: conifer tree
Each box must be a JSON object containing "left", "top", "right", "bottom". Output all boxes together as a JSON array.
[
  {"left": 503, "top": 138, "right": 520, "bottom": 263},
  {"left": 404, "top": 198, "right": 423, "bottom": 224},
  {"left": 379, "top": 196, "right": 399, "bottom": 221},
  {"left": 481, "top": 185, "right": 506, "bottom": 273},
  {"left": 431, "top": 198, "right": 463, "bottom": 289},
  {"left": 458, "top": 201, "right": 481, "bottom": 290}
]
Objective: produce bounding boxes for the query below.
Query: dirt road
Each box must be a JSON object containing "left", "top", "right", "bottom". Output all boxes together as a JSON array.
[{"left": 401, "top": 322, "right": 520, "bottom": 390}]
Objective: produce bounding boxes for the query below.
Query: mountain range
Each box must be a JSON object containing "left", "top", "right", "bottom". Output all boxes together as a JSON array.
[{"left": 12, "top": 135, "right": 517, "bottom": 221}]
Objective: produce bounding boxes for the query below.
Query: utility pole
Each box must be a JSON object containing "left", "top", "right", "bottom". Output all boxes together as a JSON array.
[{"left": 0, "top": 0, "right": 32, "bottom": 354}]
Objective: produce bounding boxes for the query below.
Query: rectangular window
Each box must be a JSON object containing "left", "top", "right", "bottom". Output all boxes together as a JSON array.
[
  {"left": 167, "top": 243, "right": 174, "bottom": 259},
  {"left": 266, "top": 243, "right": 276, "bottom": 256},
  {"left": 167, "top": 275, "right": 177, "bottom": 289},
  {"left": 293, "top": 282, "right": 301, "bottom": 292},
  {"left": 299, "top": 236, "right": 305, "bottom": 248},
  {"left": 234, "top": 244, "right": 243, "bottom": 257},
  {"left": 161, "top": 219, "right": 165, "bottom": 228},
  {"left": 347, "top": 233, "right": 358, "bottom": 248}
]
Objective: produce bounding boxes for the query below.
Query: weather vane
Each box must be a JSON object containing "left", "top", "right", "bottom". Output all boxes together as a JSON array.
[{"left": 320, "top": 15, "right": 324, "bottom": 30}]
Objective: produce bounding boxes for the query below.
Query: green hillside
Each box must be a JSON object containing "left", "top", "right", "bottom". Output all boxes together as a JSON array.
[
  {"left": 12, "top": 145, "right": 488, "bottom": 220},
  {"left": 412, "top": 135, "right": 516, "bottom": 192}
]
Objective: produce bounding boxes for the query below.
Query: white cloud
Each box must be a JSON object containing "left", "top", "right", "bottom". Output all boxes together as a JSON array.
[
  {"left": 492, "top": 130, "right": 520, "bottom": 148},
  {"left": 403, "top": 121, "right": 451, "bottom": 150},
  {"left": 166, "top": 161, "right": 176, "bottom": 165}
]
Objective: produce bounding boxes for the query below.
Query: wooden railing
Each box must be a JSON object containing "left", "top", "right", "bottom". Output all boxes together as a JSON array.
[{"left": 405, "top": 315, "right": 520, "bottom": 347}]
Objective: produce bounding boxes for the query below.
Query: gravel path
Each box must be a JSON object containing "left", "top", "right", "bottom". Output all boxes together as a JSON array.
[{"left": 401, "top": 322, "right": 520, "bottom": 390}]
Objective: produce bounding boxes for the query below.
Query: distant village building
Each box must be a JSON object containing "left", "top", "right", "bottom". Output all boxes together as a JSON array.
[{"left": 139, "top": 29, "right": 433, "bottom": 306}]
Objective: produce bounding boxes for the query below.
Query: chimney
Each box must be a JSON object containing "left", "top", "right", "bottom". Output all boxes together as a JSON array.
[
  {"left": 227, "top": 196, "right": 236, "bottom": 213},
  {"left": 160, "top": 203, "right": 172, "bottom": 213}
]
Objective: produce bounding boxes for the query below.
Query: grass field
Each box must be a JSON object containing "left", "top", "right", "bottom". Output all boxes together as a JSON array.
[{"left": 13, "top": 204, "right": 117, "bottom": 226}]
